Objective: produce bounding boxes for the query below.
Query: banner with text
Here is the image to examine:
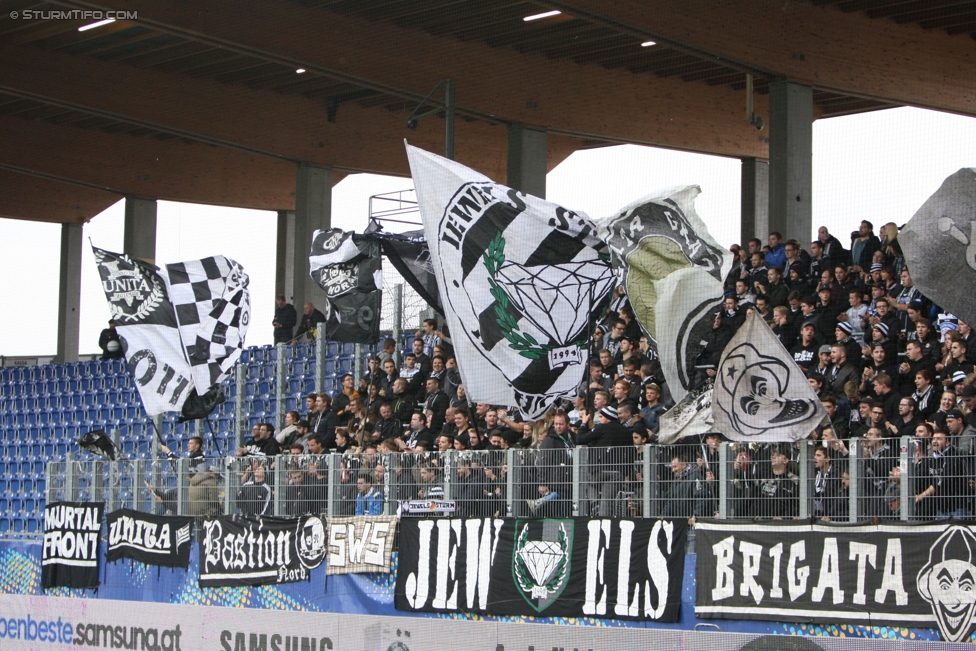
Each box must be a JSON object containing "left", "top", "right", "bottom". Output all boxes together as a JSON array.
[
  {"left": 396, "top": 517, "right": 685, "bottom": 621},
  {"left": 106, "top": 509, "right": 193, "bottom": 568},
  {"left": 42, "top": 501, "right": 103, "bottom": 590},
  {"left": 326, "top": 516, "right": 396, "bottom": 575},
  {"left": 200, "top": 515, "right": 326, "bottom": 587},
  {"left": 695, "top": 520, "right": 976, "bottom": 643}
]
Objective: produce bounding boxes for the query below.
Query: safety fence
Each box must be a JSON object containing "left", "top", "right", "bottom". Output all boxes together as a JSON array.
[{"left": 44, "top": 437, "right": 975, "bottom": 525}]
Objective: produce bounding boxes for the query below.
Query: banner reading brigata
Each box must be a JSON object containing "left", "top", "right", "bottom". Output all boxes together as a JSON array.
[
  {"left": 42, "top": 502, "right": 103, "bottom": 589},
  {"left": 696, "top": 520, "right": 976, "bottom": 643},
  {"left": 199, "top": 515, "right": 326, "bottom": 587},
  {"left": 106, "top": 509, "right": 193, "bottom": 568},
  {"left": 396, "top": 517, "right": 685, "bottom": 620}
]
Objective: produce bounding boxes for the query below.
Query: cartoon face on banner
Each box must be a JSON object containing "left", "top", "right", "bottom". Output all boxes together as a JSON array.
[
  {"left": 715, "top": 342, "right": 818, "bottom": 437},
  {"left": 917, "top": 525, "right": 976, "bottom": 642}
]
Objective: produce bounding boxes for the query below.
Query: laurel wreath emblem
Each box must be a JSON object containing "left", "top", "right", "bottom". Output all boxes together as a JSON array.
[
  {"left": 513, "top": 522, "right": 568, "bottom": 597},
  {"left": 95, "top": 248, "right": 165, "bottom": 323},
  {"left": 483, "top": 232, "right": 553, "bottom": 361}
]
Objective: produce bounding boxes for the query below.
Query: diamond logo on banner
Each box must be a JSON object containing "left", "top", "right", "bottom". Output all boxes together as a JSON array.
[{"left": 513, "top": 520, "right": 573, "bottom": 611}]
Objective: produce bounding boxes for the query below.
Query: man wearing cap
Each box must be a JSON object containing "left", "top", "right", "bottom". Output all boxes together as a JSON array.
[
  {"left": 791, "top": 321, "right": 819, "bottom": 373},
  {"left": 835, "top": 321, "right": 862, "bottom": 364},
  {"left": 577, "top": 405, "right": 632, "bottom": 517},
  {"left": 851, "top": 396, "right": 877, "bottom": 438},
  {"left": 945, "top": 408, "right": 976, "bottom": 457},
  {"left": 810, "top": 345, "right": 833, "bottom": 379}
]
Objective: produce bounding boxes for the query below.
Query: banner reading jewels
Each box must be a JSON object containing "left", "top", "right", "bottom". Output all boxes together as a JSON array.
[
  {"left": 200, "top": 515, "right": 326, "bottom": 587},
  {"left": 695, "top": 520, "right": 976, "bottom": 643},
  {"left": 396, "top": 517, "right": 686, "bottom": 621}
]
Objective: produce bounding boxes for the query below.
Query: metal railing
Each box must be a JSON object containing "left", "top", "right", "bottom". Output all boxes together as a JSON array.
[{"left": 46, "top": 437, "right": 974, "bottom": 523}]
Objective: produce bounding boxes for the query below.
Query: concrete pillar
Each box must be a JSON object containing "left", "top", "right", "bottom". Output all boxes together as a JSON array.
[
  {"left": 768, "top": 80, "right": 813, "bottom": 244},
  {"left": 275, "top": 210, "right": 296, "bottom": 303},
  {"left": 123, "top": 196, "right": 157, "bottom": 264},
  {"left": 56, "top": 223, "right": 83, "bottom": 364},
  {"left": 507, "top": 124, "right": 548, "bottom": 199},
  {"left": 740, "top": 157, "right": 769, "bottom": 245},
  {"left": 293, "top": 164, "right": 332, "bottom": 313}
]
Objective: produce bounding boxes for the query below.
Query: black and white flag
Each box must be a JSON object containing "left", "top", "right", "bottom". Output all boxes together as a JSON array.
[
  {"left": 42, "top": 502, "right": 103, "bottom": 589},
  {"left": 106, "top": 509, "right": 193, "bottom": 568},
  {"left": 712, "top": 311, "right": 826, "bottom": 442},
  {"left": 200, "top": 514, "right": 326, "bottom": 587},
  {"left": 367, "top": 222, "right": 443, "bottom": 314},
  {"left": 309, "top": 228, "right": 382, "bottom": 344},
  {"left": 163, "top": 256, "right": 251, "bottom": 390},
  {"left": 93, "top": 247, "right": 194, "bottom": 415},
  {"left": 597, "top": 187, "right": 732, "bottom": 403},
  {"left": 407, "top": 145, "right": 615, "bottom": 419},
  {"left": 900, "top": 168, "right": 976, "bottom": 327}
]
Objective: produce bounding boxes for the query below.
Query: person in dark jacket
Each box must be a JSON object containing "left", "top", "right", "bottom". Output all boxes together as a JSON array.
[
  {"left": 660, "top": 452, "right": 707, "bottom": 521},
  {"left": 272, "top": 295, "right": 297, "bottom": 343},
  {"left": 578, "top": 406, "right": 633, "bottom": 516},
  {"left": 530, "top": 412, "right": 575, "bottom": 517},
  {"left": 850, "top": 220, "right": 882, "bottom": 276},
  {"left": 98, "top": 320, "right": 124, "bottom": 359},
  {"left": 295, "top": 302, "right": 326, "bottom": 338},
  {"left": 237, "top": 461, "right": 272, "bottom": 516}
]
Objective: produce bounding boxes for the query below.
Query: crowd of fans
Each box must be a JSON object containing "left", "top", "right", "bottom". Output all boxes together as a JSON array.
[{"left": 155, "top": 220, "right": 976, "bottom": 524}]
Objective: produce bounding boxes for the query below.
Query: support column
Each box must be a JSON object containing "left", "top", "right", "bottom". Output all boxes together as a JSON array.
[
  {"left": 740, "top": 157, "right": 769, "bottom": 245},
  {"left": 293, "top": 164, "right": 332, "bottom": 314},
  {"left": 56, "top": 223, "right": 83, "bottom": 364},
  {"left": 123, "top": 196, "right": 157, "bottom": 264},
  {"left": 507, "top": 125, "right": 548, "bottom": 199},
  {"left": 768, "top": 80, "right": 813, "bottom": 244},
  {"left": 275, "top": 210, "right": 296, "bottom": 303}
]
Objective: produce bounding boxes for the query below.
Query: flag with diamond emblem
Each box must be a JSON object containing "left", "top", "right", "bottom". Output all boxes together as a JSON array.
[{"left": 407, "top": 144, "right": 614, "bottom": 419}]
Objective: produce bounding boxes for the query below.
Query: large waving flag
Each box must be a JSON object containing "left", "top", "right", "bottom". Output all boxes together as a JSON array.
[
  {"left": 93, "top": 247, "right": 194, "bottom": 415},
  {"left": 597, "top": 187, "right": 732, "bottom": 403},
  {"left": 309, "top": 228, "right": 382, "bottom": 344},
  {"left": 900, "top": 168, "right": 976, "bottom": 327},
  {"left": 712, "top": 311, "right": 826, "bottom": 442},
  {"left": 406, "top": 144, "right": 614, "bottom": 419}
]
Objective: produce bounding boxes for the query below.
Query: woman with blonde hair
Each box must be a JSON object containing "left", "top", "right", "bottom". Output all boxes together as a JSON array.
[{"left": 880, "top": 222, "right": 905, "bottom": 275}]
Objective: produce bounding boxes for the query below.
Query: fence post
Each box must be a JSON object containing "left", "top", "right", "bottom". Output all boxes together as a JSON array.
[
  {"left": 315, "top": 323, "right": 327, "bottom": 394},
  {"left": 642, "top": 444, "right": 651, "bottom": 518},
  {"left": 393, "top": 284, "right": 403, "bottom": 361},
  {"left": 176, "top": 458, "right": 187, "bottom": 516},
  {"left": 224, "top": 460, "right": 233, "bottom": 515},
  {"left": 65, "top": 451, "right": 76, "bottom": 501},
  {"left": 848, "top": 439, "right": 860, "bottom": 522},
  {"left": 718, "top": 443, "right": 729, "bottom": 519},
  {"left": 108, "top": 429, "right": 120, "bottom": 511},
  {"left": 276, "top": 342, "right": 287, "bottom": 432},
  {"left": 505, "top": 448, "right": 515, "bottom": 517},
  {"left": 899, "top": 436, "right": 910, "bottom": 522},
  {"left": 235, "top": 363, "right": 246, "bottom": 447},
  {"left": 798, "top": 442, "right": 810, "bottom": 520},
  {"left": 443, "top": 451, "right": 453, "bottom": 501},
  {"left": 273, "top": 460, "right": 284, "bottom": 517},
  {"left": 571, "top": 447, "right": 582, "bottom": 517},
  {"left": 327, "top": 454, "right": 339, "bottom": 517},
  {"left": 382, "top": 452, "right": 393, "bottom": 516}
]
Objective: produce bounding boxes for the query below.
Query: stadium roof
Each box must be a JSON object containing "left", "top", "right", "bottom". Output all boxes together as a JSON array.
[{"left": 1, "top": 0, "right": 974, "bottom": 223}]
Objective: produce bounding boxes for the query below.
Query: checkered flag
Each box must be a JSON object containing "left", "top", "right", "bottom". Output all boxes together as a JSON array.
[{"left": 163, "top": 256, "right": 251, "bottom": 390}]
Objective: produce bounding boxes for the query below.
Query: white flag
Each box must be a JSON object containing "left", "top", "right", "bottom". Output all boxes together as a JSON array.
[
  {"left": 407, "top": 144, "right": 614, "bottom": 419},
  {"left": 597, "top": 186, "right": 732, "bottom": 403},
  {"left": 712, "top": 311, "right": 826, "bottom": 442}
]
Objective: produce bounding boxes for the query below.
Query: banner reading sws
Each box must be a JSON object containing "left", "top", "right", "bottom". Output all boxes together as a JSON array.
[
  {"left": 395, "top": 517, "right": 685, "bottom": 621},
  {"left": 696, "top": 520, "right": 976, "bottom": 643}
]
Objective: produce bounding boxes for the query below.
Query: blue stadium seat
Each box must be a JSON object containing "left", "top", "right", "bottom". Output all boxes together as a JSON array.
[{"left": 326, "top": 342, "right": 340, "bottom": 357}]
